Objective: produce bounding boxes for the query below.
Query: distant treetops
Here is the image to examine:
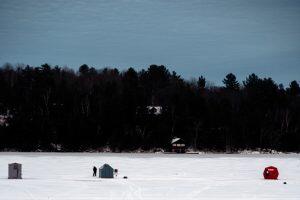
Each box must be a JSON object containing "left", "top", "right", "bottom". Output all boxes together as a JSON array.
[{"left": 0, "top": 63, "right": 299, "bottom": 152}]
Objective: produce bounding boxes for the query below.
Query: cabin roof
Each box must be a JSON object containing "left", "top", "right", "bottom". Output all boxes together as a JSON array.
[{"left": 171, "top": 137, "right": 184, "bottom": 144}]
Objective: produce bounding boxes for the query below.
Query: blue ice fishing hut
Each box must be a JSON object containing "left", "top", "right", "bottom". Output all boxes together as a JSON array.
[{"left": 99, "top": 164, "right": 114, "bottom": 178}]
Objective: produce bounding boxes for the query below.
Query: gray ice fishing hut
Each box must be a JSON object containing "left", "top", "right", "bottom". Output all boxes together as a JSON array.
[
  {"left": 99, "top": 164, "right": 114, "bottom": 178},
  {"left": 8, "top": 163, "right": 22, "bottom": 179}
]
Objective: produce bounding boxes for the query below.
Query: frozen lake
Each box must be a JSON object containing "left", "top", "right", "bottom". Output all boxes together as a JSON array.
[{"left": 0, "top": 153, "right": 300, "bottom": 199}]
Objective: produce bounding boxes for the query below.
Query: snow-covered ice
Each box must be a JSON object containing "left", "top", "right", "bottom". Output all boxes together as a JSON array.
[{"left": 0, "top": 153, "right": 300, "bottom": 200}]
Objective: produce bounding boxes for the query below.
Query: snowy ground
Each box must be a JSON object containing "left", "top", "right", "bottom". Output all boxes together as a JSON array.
[{"left": 0, "top": 153, "right": 300, "bottom": 200}]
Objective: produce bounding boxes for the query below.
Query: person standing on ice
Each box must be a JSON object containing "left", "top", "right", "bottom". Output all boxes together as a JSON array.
[{"left": 93, "top": 166, "right": 97, "bottom": 177}]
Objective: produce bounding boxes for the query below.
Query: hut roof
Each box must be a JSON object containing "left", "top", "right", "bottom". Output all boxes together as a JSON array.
[
  {"left": 9, "top": 163, "right": 21, "bottom": 165},
  {"left": 100, "top": 164, "right": 113, "bottom": 170}
]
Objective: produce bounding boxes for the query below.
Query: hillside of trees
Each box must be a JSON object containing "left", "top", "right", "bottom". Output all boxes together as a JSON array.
[{"left": 0, "top": 63, "right": 299, "bottom": 152}]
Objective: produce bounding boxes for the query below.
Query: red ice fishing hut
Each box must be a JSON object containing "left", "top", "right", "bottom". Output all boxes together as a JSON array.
[{"left": 263, "top": 166, "right": 279, "bottom": 180}]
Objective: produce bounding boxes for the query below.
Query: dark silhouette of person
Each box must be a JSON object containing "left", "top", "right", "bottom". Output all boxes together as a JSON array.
[{"left": 93, "top": 166, "right": 97, "bottom": 177}]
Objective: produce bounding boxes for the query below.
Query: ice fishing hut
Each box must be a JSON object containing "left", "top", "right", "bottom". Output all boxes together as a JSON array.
[
  {"left": 8, "top": 163, "right": 22, "bottom": 179},
  {"left": 171, "top": 137, "right": 186, "bottom": 153},
  {"left": 99, "top": 164, "right": 114, "bottom": 178},
  {"left": 263, "top": 166, "right": 279, "bottom": 180}
]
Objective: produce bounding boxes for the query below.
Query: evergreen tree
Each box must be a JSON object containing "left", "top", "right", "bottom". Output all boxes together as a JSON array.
[
  {"left": 223, "top": 73, "right": 239, "bottom": 90},
  {"left": 288, "top": 80, "right": 300, "bottom": 96},
  {"left": 197, "top": 76, "right": 206, "bottom": 90}
]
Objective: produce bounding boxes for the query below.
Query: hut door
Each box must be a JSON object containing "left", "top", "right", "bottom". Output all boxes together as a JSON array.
[{"left": 13, "top": 164, "right": 18, "bottom": 178}]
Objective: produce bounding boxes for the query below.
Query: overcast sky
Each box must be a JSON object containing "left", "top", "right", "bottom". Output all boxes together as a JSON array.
[{"left": 0, "top": 0, "right": 299, "bottom": 86}]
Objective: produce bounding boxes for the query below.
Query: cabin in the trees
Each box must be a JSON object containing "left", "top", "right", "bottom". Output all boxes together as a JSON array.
[
  {"left": 146, "top": 106, "right": 162, "bottom": 115},
  {"left": 171, "top": 137, "right": 186, "bottom": 153}
]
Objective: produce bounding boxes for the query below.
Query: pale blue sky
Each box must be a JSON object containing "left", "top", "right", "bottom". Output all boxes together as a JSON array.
[{"left": 0, "top": 0, "right": 299, "bottom": 85}]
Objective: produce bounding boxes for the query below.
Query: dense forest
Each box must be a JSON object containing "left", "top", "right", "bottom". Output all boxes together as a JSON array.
[{"left": 0, "top": 63, "right": 299, "bottom": 152}]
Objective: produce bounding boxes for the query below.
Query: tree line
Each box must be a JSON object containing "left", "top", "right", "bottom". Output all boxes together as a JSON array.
[{"left": 0, "top": 63, "right": 299, "bottom": 152}]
